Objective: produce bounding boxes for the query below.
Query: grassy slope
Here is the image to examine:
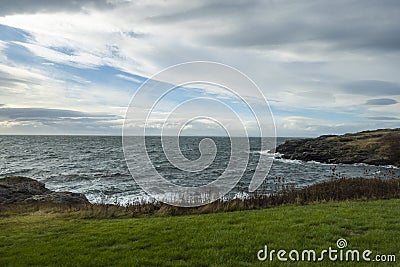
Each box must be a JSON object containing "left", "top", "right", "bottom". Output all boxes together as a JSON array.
[
  {"left": 326, "top": 128, "right": 400, "bottom": 166},
  {"left": 1, "top": 199, "right": 399, "bottom": 266},
  {"left": 277, "top": 128, "right": 400, "bottom": 166}
]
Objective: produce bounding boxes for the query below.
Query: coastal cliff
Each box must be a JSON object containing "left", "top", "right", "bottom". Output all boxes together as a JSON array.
[
  {"left": 276, "top": 128, "right": 400, "bottom": 167},
  {"left": 0, "top": 176, "right": 89, "bottom": 205}
]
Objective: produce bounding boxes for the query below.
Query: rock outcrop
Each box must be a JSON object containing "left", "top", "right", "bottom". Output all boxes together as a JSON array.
[
  {"left": 276, "top": 128, "right": 400, "bottom": 167},
  {"left": 0, "top": 176, "right": 89, "bottom": 205}
]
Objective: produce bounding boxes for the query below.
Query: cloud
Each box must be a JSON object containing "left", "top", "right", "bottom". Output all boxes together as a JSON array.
[
  {"left": 365, "top": 116, "right": 399, "bottom": 121},
  {"left": 0, "top": 24, "right": 31, "bottom": 42},
  {"left": 365, "top": 98, "right": 398, "bottom": 105},
  {"left": 14, "top": 41, "right": 105, "bottom": 69},
  {"left": 148, "top": 0, "right": 400, "bottom": 53},
  {"left": 0, "top": 107, "right": 121, "bottom": 126},
  {"left": 275, "top": 115, "right": 400, "bottom": 137},
  {"left": 0, "top": 107, "right": 122, "bottom": 134},
  {"left": 0, "top": 107, "right": 117, "bottom": 119},
  {"left": 0, "top": 0, "right": 116, "bottom": 16},
  {"left": 341, "top": 80, "right": 400, "bottom": 96},
  {"left": 0, "top": 65, "right": 48, "bottom": 90},
  {"left": 0, "top": 1, "right": 400, "bottom": 136},
  {"left": 115, "top": 74, "right": 143, "bottom": 84},
  {"left": 147, "top": 1, "right": 253, "bottom": 24}
]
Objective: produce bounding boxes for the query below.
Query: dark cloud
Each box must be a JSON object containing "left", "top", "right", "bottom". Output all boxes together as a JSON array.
[
  {"left": 0, "top": 107, "right": 122, "bottom": 134},
  {"left": 3, "top": 0, "right": 400, "bottom": 53},
  {"left": 365, "top": 98, "right": 398, "bottom": 105},
  {"left": 365, "top": 116, "right": 399, "bottom": 121},
  {"left": 148, "top": 0, "right": 400, "bottom": 53},
  {"left": 148, "top": 1, "right": 254, "bottom": 24},
  {"left": 0, "top": 107, "right": 118, "bottom": 120},
  {"left": 0, "top": 0, "right": 115, "bottom": 16},
  {"left": 341, "top": 80, "right": 400, "bottom": 96}
]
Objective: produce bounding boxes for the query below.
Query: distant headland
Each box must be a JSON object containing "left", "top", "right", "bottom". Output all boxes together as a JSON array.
[{"left": 276, "top": 128, "right": 400, "bottom": 167}]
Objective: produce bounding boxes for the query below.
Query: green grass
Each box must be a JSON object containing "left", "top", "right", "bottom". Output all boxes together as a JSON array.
[{"left": 1, "top": 199, "right": 399, "bottom": 266}]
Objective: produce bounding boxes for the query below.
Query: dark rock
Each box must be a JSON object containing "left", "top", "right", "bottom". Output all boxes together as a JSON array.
[
  {"left": 0, "top": 177, "right": 50, "bottom": 204},
  {"left": 0, "top": 176, "right": 89, "bottom": 205}
]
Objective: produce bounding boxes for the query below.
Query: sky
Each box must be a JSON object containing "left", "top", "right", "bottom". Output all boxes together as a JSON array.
[{"left": 0, "top": 0, "right": 399, "bottom": 137}]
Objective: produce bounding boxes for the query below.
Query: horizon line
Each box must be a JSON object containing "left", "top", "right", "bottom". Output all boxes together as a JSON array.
[{"left": 0, "top": 134, "right": 307, "bottom": 138}]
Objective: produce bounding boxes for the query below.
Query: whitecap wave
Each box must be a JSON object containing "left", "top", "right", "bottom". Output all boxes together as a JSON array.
[
  {"left": 273, "top": 158, "right": 304, "bottom": 165},
  {"left": 308, "top": 160, "right": 335, "bottom": 166}
]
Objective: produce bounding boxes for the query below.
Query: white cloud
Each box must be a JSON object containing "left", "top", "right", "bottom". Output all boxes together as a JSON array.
[
  {"left": 0, "top": 62, "right": 50, "bottom": 82},
  {"left": 15, "top": 41, "right": 104, "bottom": 69},
  {"left": 115, "top": 74, "right": 142, "bottom": 84}
]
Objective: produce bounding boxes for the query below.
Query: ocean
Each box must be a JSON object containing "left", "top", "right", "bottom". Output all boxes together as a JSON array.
[{"left": 1, "top": 135, "right": 399, "bottom": 205}]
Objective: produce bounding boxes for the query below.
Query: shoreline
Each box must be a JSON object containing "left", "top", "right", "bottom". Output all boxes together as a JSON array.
[{"left": 1, "top": 176, "right": 399, "bottom": 218}]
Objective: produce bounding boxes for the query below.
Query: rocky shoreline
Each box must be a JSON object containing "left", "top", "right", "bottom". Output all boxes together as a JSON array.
[
  {"left": 0, "top": 176, "right": 89, "bottom": 205},
  {"left": 276, "top": 128, "right": 400, "bottom": 167}
]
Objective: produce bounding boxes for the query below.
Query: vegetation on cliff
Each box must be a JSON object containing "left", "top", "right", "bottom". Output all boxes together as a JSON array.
[{"left": 276, "top": 128, "right": 400, "bottom": 167}]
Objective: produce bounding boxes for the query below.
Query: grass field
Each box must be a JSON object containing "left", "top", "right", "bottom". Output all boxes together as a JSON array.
[{"left": 0, "top": 199, "right": 399, "bottom": 266}]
